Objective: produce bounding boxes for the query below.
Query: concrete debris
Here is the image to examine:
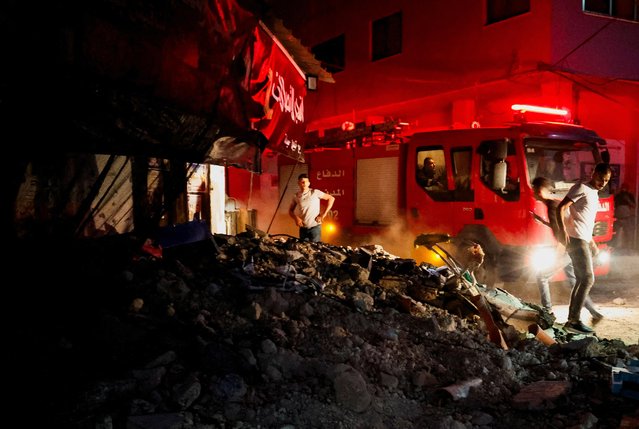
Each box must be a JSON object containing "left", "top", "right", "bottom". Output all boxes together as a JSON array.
[
  {"left": 512, "top": 380, "right": 571, "bottom": 409},
  {"left": 613, "top": 297, "right": 628, "bottom": 306},
  {"left": 437, "top": 377, "right": 483, "bottom": 401},
  {"left": 8, "top": 233, "right": 639, "bottom": 428}
]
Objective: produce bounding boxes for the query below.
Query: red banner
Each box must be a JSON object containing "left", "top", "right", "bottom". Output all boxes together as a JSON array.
[{"left": 250, "top": 23, "right": 307, "bottom": 162}]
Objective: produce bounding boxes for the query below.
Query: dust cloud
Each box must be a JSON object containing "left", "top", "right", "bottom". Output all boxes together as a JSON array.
[
  {"left": 608, "top": 253, "right": 639, "bottom": 280},
  {"left": 345, "top": 221, "right": 417, "bottom": 259}
]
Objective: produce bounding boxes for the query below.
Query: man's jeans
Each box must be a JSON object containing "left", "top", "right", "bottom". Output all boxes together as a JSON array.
[
  {"left": 300, "top": 225, "right": 321, "bottom": 242},
  {"left": 537, "top": 252, "right": 599, "bottom": 314},
  {"left": 566, "top": 238, "right": 595, "bottom": 322}
]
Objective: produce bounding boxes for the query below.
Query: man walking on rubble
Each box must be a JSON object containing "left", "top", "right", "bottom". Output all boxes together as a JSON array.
[
  {"left": 558, "top": 163, "right": 612, "bottom": 334},
  {"left": 531, "top": 177, "right": 603, "bottom": 320},
  {"left": 289, "top": 173, "right": 335, "bottom": 243}
]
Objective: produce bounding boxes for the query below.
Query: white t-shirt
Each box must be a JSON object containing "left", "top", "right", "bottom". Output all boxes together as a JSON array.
[
  {"left": 564, "top": 182, "right": 599, "bottom": 241},
  {"left": 293, "top": 189, "right": 326, "bottom": 228}
]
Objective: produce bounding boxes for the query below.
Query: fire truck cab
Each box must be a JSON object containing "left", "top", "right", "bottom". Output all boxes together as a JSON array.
[
  {"left": 302, "top": 119, "right": 614, "bottom": 284},
  {"left": 405, "top": 121, "right": 614, "bottom": 283}
]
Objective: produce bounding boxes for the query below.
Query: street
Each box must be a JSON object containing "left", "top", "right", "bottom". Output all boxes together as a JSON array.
[{"left": 505, "top": 253, "right": 639, "bottom": 345}]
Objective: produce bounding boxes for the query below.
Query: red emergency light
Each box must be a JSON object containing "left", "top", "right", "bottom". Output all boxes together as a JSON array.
[{"left": 511, "top": 104, "right": 569, "bottom": 116}]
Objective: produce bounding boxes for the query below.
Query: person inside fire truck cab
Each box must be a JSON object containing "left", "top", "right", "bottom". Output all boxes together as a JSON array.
[
  {"left": 531, "top": 177, "right": 603, "bottom": 319},
  {"left": 557, "top": 163, "right": 612, "bottom": 334},
  {"left": 289, "top": 173, "right": 335, "bottom": 242},
  {"left": 417, "top": 157, "right": 446, "bottom": 190},
  {"left": 549, "top": 151, "right": 580, "bottom": 182},
  {"left": 613, "top": 182, "right": 636, "bottom": 251}
]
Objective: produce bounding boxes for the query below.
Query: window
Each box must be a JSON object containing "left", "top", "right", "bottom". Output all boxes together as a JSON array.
[
  {"left": 585, "top": 0, "right": 613, "bottom": 14},
  {"left": 416, "top": 147, "right": 449, "bottom": 201},
  {"left": 451, "top": 148, "right": 474, "bottom": 202},
  {"left": 312, "top": 34, "right": 345, "bottom": 73},
  {"left": 523, "top": 139, "right": 602, "bottom": 193},
  {"left": 486, "top": 0, "right": 530, "bottom": 25},
  {"left": 583, "top": 0, "right": 638, "bottom": 22},
  {"left": 478, "top": 140, "right": 519, "bottom": 201},
  {"left": 372, "top": 11, "right": 402, "bottom": 61}
]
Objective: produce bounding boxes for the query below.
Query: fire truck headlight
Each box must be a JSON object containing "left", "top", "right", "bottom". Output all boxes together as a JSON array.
[
  {"left": 530, "top": 247, "right": 556, "bottom": 272},
  {"left": 596, "top": 249, "right": 610, "bottom": 265},
  {"left": 322, "top": 221, "right": 337, "bottom": 237},
  {"left": 412, "top": 245, "right": 444, "bottom": 267}
]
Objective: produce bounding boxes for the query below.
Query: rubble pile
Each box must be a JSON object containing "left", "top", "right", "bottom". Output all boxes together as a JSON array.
[{"left": 9, "top": 232, "right": 638, "bottom": 428}]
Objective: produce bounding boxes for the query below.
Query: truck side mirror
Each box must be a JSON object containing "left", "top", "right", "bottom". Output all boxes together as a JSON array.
[
  {"left": 492, "top": 161, "right": 507, "bottom": 190},
  {"left": 487, "top": 139, "right": 508, "bottom": 190},
  {"left": 490, "top": 140, "right": 508, "bottom": 160}
]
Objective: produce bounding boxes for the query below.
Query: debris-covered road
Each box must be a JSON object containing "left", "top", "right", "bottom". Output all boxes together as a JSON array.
[
  {"left": 502, "top": 253, "right": 639, "bottom": 346},
  {"left": 8, "top": 232, "right": 638, "bottom": 428}
]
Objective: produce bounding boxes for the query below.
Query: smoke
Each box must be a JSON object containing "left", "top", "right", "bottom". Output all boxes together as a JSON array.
[
  {"left": 609, "top": 253, "right": 639, "bottom": 280},
  {"left": 248, "top": 186, "right": 298, "bottom": 237},
  {"left": 345, "top": 220, "right": 418, "bottom": 259}
]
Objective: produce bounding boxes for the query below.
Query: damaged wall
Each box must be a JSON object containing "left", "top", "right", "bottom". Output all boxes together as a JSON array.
[{"left": 3, "top": 0, "right": 323, "bottom": 240}]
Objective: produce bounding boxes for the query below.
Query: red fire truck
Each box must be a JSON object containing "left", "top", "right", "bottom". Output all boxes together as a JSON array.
[{"left": 298, "top": 115, "right": 614, "bottom": 283}]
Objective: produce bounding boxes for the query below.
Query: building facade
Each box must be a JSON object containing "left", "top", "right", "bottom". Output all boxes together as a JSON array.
[{"left": 270, "top": 0, "right": 638, "bottom": 186}]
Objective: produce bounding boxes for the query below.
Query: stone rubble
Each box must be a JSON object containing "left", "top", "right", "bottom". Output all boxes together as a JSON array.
[{"left": 8, "top": 232, "right": 638, "bottom": 428}]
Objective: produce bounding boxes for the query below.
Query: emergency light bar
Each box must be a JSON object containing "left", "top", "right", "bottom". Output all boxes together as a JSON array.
[{"left": 511, "top": 104, "right": 569, "bottom": 116}]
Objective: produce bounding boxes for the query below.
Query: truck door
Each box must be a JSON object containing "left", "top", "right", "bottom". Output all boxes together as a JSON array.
[
  {"left": 407, "top": 145, "right": 476, "bottom": 236},
  {"left": 475, "top": 139, "right": 523, "bottom": 241}
]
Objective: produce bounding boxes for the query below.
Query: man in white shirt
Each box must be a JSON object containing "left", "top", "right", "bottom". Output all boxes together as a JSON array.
[
  {"left": 532, "top": 177, "right": 603, "bottom": 320},
  {"left": 558, "top": 163, "right": 612, "bottom": 334},
  {"left": 289, "top": 174, "right": 335, "bottom": 242}
]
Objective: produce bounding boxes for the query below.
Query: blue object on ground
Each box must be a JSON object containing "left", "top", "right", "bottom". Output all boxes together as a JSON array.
[
  {"left": 156, "top": 220, "right": 211, "bottom": 248},
  {"left": 611, "top": 362, "right": 639, "bottom": 400}
]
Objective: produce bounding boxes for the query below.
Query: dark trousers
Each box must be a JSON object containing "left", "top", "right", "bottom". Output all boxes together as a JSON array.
[
  {"left": 566, "top": 238, "right": 595, "bottom": 322},
  {"left": 300, "top": 225, "right": 321, "bottom": 242}
]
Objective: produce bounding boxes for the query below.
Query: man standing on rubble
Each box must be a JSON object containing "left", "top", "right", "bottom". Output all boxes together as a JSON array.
[
  {"left": 558, "top": 163, "right": 612, "bottom": 334},
  {"left": 532, "top": 177, "right": 603, "bottom": 320},
  {"left": 289, "top": 173, "right": 335, "bottom": 242}
]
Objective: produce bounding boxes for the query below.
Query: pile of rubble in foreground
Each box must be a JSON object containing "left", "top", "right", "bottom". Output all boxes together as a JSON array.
[{"left": 10, "top": 232, "right": 638, "bottom": 428}]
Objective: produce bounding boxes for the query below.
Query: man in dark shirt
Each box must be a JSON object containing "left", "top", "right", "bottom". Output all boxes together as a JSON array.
[
  {"left": 614, "top": 182, "right": 636, "bottom": 250},
  {"left": 417, "top": 157, "right": 446, "bottom": 190}
]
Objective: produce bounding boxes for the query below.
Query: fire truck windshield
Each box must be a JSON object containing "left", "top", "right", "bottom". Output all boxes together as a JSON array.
[{"left": 524, "top": 139, "right": 609, "bottom": 197}]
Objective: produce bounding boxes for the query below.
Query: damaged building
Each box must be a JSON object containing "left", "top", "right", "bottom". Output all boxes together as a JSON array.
[{"left": 4, "top": 0, "right": 332, "bottom": 241}]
